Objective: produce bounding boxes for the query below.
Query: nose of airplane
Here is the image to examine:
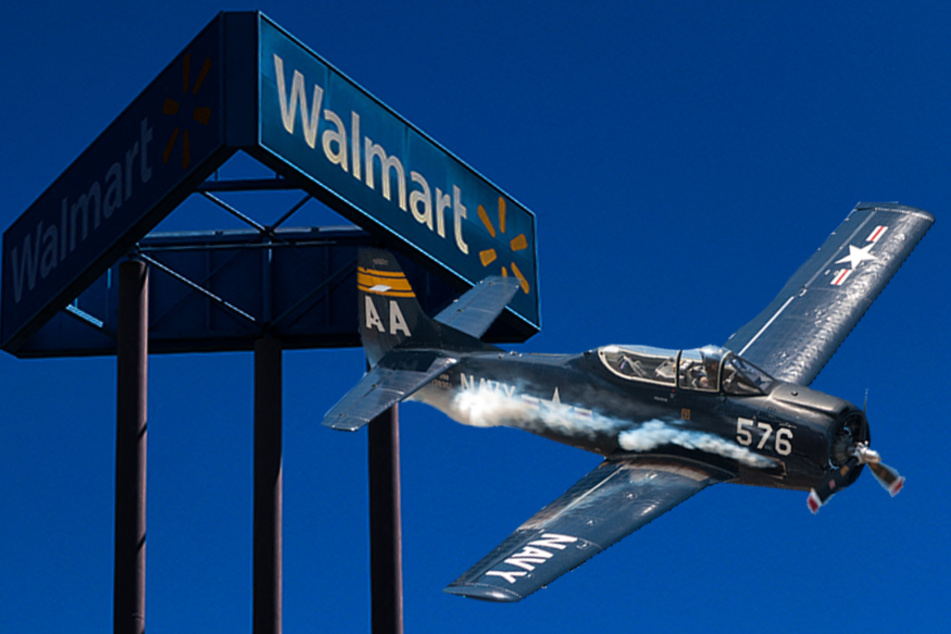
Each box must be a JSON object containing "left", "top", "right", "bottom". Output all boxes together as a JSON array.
[{"left": 806, "top": 439, "right": 904, "bottom": 513}]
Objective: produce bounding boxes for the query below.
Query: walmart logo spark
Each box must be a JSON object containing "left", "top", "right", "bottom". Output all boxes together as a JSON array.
[
  {"left": 478, "top": 197, "right": 530, "bottom": 293},
  {"left": 162, "top": 53, "right": 213, "bottom": 169}
]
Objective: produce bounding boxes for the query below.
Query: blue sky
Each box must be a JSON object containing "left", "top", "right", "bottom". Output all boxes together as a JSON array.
[{"left": 2, "top": 1, "right": 949, "bottom": 632}]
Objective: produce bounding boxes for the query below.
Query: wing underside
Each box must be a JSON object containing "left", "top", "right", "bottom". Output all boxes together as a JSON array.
[
  {"left": 724, "top": 202, "right": 934, "bottom": 385},
  {"left": 444, "top": 456, "right": 728, "bottom": 602}
]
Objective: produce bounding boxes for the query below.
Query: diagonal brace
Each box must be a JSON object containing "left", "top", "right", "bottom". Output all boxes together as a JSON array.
[{"left": 136, "top": 253, "right": 258, "bottom": 326}]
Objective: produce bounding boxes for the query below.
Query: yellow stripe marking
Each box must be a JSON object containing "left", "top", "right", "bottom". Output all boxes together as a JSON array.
[
  {"left": 358, "top": 267, "right": 408, "bottom": 279},
  {"left": 357, "top": 285, "right": 416, "bottom": 298},
  {"left": 357, "top": 275, "right": 413, "bottom": 291},
  {"left": 357, "top": 268, "right": 414, "bottom": 296}
]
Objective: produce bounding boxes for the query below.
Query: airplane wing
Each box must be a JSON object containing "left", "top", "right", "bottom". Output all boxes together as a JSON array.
[
  {"left": 433, "top": 276, "right": 521, "bottom": 339},
  {"left": 322, "top": 350, "right": 457, "bottom": 431},
  {"left": 724, "top": 202, "right": 934, "bottom": 386},
  {"left": 444, "top": 456, "right": 729, "bottom": 602}
]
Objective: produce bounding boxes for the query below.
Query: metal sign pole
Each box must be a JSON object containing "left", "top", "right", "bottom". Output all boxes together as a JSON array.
[
  {"left": 253, "top": 337, "right": 283, "bottom": 634},
  {"left": 367, "top": 404, "right": 404, "bottom": 634},
  {"left": 114, "top": 259, "right": 149, "bottom": 634}
]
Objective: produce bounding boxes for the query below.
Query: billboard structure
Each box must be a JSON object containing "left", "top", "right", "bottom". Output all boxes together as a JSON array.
[
  {"left": 1, "top": 12, "right": 540, "bottom": 634},
  {"left": 2, "top": 11, "right": 539, "bottom": 357}
]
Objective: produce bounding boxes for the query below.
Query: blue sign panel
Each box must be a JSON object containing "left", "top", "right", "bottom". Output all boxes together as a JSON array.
[
  {"left": 2, "top": 12, "right": 539, "bottom": 355},
  {"left": 257, "top": 18, "right": 539, "bottom": 328},
  {"left": 1, "top": 17, "right": 227, "bottom": 351}
]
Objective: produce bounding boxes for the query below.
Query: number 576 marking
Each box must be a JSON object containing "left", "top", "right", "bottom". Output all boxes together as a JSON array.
[{"left": 736, "top": 417, "right": 793, "bottom": 456}]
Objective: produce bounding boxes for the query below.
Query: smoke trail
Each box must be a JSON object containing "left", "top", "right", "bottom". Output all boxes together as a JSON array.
[
  {"left": 450, "top": 387, "right": 624, "bottom": 439},
  {"left": 445, "top": 387, "right": 774, "bottom": 468},
  {"left": 618, "top": 421, "right": 775, "bottom": 468},
  {"left": 450, "top": 388, "right": 525, "bottom": 428}
]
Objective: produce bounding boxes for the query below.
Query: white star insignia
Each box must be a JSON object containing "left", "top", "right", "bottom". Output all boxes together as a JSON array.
[
  {"left": 835, "top": 243, "right": 877, "bottom": 270},
  {"left": 526, "top": 387, "right": 592, "bottom": 418}
]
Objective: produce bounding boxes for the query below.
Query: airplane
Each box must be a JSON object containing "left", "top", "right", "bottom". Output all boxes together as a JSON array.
[{"left": 323, "top": 201, "right": 933, "bottom": 602}]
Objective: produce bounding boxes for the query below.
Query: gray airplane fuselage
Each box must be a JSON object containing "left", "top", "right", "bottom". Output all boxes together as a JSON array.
[{"left": 411, "top": 347, "right": 868, "bottom": 492}]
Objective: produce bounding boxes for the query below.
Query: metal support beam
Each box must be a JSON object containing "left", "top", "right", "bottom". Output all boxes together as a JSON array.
[
  {"left": 253, "top": 337, "right": 283, "bottom": 634},
  {"left": 114, "top": 260, "right": 149, "bottom": 634},
  {"left": 197, "top": 177, "right": 301, "bottom": 192},
  {"left": 367, "top": 405, "right": 404, "bottom": 634}
]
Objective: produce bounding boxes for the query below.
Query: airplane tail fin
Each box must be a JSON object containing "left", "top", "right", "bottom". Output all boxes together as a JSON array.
[
  {"left": 324, "top": 248, "right": 517, "bottom": 431},
  {"left": 357, "top": 248, "right": 437, "bottom": 365},
  {"left": 357, "top": 248, "right": 518, "bottom": 365}
]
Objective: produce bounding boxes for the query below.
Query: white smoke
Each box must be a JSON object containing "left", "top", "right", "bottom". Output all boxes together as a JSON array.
[
  {"left": 444, "top": 387, "right": 774, "bottom": 468},
  {"left": 449, "top": 387, "right": 622, "bottom": 439},
  {"left": 450, "top": 389, "right": 526, "bottom": 428},
  {"left": 618, "top": 421, "right": 775, "bottom": 468}
]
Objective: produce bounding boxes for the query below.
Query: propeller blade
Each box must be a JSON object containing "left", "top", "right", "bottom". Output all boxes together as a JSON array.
[
  {"left": 807, "top": 458, "right": 858, "bottom": 514},
  {"left": 867, "top": 462, "right": 905, "bottom": 497},
  {"left": 806, "top": 488, "right": 827, "bottom": 514}
]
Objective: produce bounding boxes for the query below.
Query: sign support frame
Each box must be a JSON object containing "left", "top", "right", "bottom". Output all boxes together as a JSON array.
[
  {"left": 253, "top": 337, "right": 284, "bottom": 634},
  {"left": 2, "top": 11, "right": 541, "bottom": 633},
  {"left": 113, "top": 259, "right": 149, "bottom": 634},
  {"left": 368, "top": 403, "right": 404, "bottom": 634}
]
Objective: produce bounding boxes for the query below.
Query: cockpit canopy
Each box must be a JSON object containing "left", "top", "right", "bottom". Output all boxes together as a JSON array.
[{"left": 597, "top": 345, "right": 774, "bottom": 395}]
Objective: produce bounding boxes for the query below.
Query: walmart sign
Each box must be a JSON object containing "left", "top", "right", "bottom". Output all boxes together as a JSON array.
[
  {"left": 2, "top": 13, "right": 538, "bottom": 353},
  {"left": 258, "top": 19, "right": 537, "bottom": 324},
  {"left": 2, "top": 18, "right": 226, "bottom": 351}
]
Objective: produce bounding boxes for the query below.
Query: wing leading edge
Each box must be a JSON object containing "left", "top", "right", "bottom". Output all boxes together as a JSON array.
[
  {"left": 444, "top": 457, "right": 729, "bottom": 602},
  {"left": 724, "top": 202, "right": 934, "bottom": 386}
]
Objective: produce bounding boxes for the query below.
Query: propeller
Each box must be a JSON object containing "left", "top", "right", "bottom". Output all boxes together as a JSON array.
[{"left": 807, "top": 441, "right": 904, "bottom": 513}]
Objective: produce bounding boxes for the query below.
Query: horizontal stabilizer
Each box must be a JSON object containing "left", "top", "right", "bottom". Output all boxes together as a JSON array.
[
  {"left": 323, "top": 351, "right": 457, "bottom": 431},
  {"left": 434, "top": 276, "right": 521, "bottom": 339},
  {"left": 444, "top": 456, "right": 726, "bottom": 602}
]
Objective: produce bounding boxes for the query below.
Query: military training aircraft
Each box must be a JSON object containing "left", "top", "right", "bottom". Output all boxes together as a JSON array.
[{"left": 323, "top": 202, "right": 933, "bottom": 602}]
